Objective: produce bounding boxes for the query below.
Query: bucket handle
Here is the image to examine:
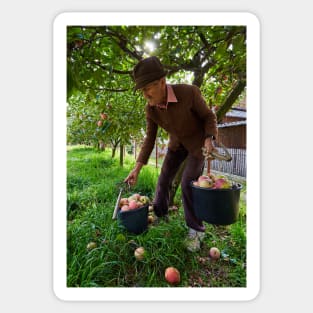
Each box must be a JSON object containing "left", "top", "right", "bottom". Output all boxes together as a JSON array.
[
  {"left": 202, "top": 142, "right": 232, "bottom": 176},
  {"left": 202, "top": 142, "right": 232, "bottom": 162}
]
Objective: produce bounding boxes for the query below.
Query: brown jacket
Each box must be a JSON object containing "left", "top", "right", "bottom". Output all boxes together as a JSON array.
[{"left": 137, "top": 84, "right": 218, "bottom": 164}]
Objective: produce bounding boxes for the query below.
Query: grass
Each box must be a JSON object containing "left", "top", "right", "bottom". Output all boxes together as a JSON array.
[{"left": 67, "top": 145, "right": 247, "bottom": 287}]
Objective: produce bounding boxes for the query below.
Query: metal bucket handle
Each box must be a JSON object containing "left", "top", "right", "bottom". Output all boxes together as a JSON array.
[{"left": 202, "top": 142, "right": 232, "bottom": 162}]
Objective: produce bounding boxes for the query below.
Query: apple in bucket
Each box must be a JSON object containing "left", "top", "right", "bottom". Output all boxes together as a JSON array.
[
  {"left": 214, "top": 178, "right": 231, "bottom": 189},
  {"left": 128, "top": 200, "right": 139, "bottom": 210}
]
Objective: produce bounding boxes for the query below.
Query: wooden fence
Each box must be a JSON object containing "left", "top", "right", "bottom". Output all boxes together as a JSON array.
[{"left": 210, "top": 147, "right": 246, "bottom": 177}]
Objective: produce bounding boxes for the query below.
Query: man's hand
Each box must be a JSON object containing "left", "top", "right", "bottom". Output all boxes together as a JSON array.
[
  {"left": 124, "top": 162, "right": 143, "bottom": 186},
  {"left": 203, "top": 137, "right": 214, "bottom": 155}
]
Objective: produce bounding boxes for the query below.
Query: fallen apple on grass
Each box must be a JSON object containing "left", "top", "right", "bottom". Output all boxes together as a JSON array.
[
  {"left": 134, "top": 247, "right": 145, "bottom": 261},
  {"left": 165, "top": 267, "right": 181, "bottom": 285},
  {"left": 100, "top": 112, "right": 108, "bottom": 120},
  {"left": 86, "top": 242, "right": 97, "bottom": 250},
  {"left": 209, "top": 247, "right": 221, "bottom": 260}
]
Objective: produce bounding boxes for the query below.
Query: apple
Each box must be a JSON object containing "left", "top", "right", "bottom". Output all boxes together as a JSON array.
[
  {"left": 198, "top": 175, "right": 210, "bottom": 183},
  {"left": 97, "top": 120, "right": 103, "bottom": 127},
  {"left": 128, "top": 193, "right": 140, "bottom": 202},
  {"left": 132, "top": 193, "right": 141, "bottom": 201},
  {"left": 120, "top": 204, "right": 130, "bottom": 212},
  {"left": 86, "top": 242, "right": 97, "bottom": 250},
  {"left": 199, "top": 179, "right": 213, "bottom": 188},
  {"left": 134, "top": 247, "right": 145, "bottom": 261},
  {"left": 148, "top": 205, "right": 154, "bottom": 212},
  {"left": 139, "top": 195, "right": 150, "bottom": 205},
  {"left": 128, "top": 200, "right": 138, "bottom": 210},
  {"left": 193, "top": 181, "right": 199, "bottom": 186},
  {"left": 100, "top": 113, "right": 107, "bottom": 120},
  {"left": 119, "top": 198, "right": 129, "bottom": 207},
  {"left": 209, "top": 247, "right": 221, "bottom": 260},
  {"left": 136, "top": 201, "right": 143, "bottom": 208},
  {"left": 165, "top": 267, "right": 180, "bottom": 285},
  {"left": 148, "top": 215, "right": 155, "bottom": 224},
  {"left": 214, "top": 178, "right": 231, "bottom": 189}
]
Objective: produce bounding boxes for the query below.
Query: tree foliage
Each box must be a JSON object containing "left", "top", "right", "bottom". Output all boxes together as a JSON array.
[{"left": 66, "top": 25, "right": 246, "bottom": 147}]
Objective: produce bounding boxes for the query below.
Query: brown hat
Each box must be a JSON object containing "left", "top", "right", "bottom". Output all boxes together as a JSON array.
[{"left": 133, "top": 56, "right": 167, "bottom": 90}]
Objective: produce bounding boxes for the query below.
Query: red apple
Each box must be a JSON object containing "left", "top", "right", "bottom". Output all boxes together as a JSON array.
[
  {"left": 165, "top": 267, "right": 181, "bottom": 285},
  {"left": 119, "top": 198, "right": 129, "bottom": 207},
  {"left": 97, "top": 120, "right": 103, "bottom": 127},
  {"left": 120, "top": 204, "right": 130, "bottom": 212},
  {"left": 128, "top": 200, "right": 138, "bottom": 210},
  {"left": 214, "top": 178, "right": 231, "bottom": 189},
  {"left": 100, "top": 113, "right": 108, "bottom": 120},
  {"left": 209, "top": 247, "right": 221, "bottom": 260},
  {"left": 198, "top": 175, "right": 210, "bottom": 183},
  {"left": 193, "top": 181, "right": 199, "bottom": 186},
  {"left": 134, "top": 247, "right": 145, "bottom": 261}
]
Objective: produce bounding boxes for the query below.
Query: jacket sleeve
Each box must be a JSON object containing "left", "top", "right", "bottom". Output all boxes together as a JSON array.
[
  {"left": 191, "top": 85, "right": 218, "bottom": 139},
  {"left": 136, "top": 115, "right": 158, "bottom": 165}
]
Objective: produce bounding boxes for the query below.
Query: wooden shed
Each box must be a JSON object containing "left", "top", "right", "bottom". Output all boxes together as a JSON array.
[
  {"left": 217, "top": 107, "right": 246, "bottom": 149},
  {"left": 217, "top": 121, "right": 246, "bottom": 149},
  {"left": 211, "top": 107, "right": 246, "bottom": 177}
]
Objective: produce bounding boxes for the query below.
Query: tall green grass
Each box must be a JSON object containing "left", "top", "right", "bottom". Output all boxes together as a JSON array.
[{"left": 67, "top": 145, "right": 246, "bottom": 287}]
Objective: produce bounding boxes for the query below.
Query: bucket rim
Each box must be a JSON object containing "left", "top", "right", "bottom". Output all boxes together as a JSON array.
[
  {"left": 190, "top": 181, "right": 242, "bottom": 191},
  {"left": 118, "top": 203, "right": 149, "bottom": 217}
]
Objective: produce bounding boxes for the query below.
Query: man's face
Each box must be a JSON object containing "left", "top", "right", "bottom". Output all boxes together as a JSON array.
[{"left": 140, "top": 78, "right": 166, "bottom": 106}]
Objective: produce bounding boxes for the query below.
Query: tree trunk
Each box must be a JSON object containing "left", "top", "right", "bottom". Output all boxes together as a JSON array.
[{"left": 119, "top": 144, "right": 124, "bottom": 167}]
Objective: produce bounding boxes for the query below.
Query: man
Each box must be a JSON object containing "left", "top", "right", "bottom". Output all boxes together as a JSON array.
[{"left": 124, "top": 56, "right": 218, "bottom": 252}]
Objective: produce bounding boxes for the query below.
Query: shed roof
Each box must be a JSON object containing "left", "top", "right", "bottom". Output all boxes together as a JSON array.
[
  {"left": 225, "top": 108, "right": 246, "bottom": 119},
  {"left": 218, "top": 120, "right": 246, "bottom": 128}
]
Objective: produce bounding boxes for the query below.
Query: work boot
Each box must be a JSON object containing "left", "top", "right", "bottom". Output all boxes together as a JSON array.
[{"left": 184, "top": 228, "right": 205, "bottom": 252}]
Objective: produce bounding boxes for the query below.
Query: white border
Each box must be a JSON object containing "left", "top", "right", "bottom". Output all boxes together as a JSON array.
[{"left": 53, "top": 12, "right": 260, "bottom": 301}]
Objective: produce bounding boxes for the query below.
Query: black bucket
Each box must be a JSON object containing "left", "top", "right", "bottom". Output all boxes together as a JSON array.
[
  {"left": 117, "top": 204, "right": 149, "bottom": 234},
  {"left": 191, "top": 182, "right": 242, "bottom": 225}
]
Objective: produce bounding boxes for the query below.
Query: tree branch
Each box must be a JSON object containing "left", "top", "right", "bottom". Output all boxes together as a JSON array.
[
  {"left": 90, "top": 60, "right": 132, "bottom": 75},
  {"left": 216, "top": 80, "right": 246, "bottom": 123}
]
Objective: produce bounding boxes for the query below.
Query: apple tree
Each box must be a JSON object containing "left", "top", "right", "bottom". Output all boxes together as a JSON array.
[{"left": 66, "top": 25, "right": 246, "bottom": 173}]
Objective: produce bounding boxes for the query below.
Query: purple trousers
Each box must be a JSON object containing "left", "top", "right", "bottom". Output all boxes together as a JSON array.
[{"left": 153, "top": 145, "right": 205, "bottom": 232}]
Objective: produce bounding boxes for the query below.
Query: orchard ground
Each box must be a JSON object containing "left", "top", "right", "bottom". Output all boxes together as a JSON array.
[{"left": 67, "top": 145, "right": 246, "bottom": 287}]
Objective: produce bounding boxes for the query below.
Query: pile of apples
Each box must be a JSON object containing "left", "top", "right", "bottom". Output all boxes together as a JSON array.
[
  {"left": 119, "top": 193, "right": 150, "bottom": 212},
  {"left": 193, "top": 173, "right": 232, "bottom": 189}
]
